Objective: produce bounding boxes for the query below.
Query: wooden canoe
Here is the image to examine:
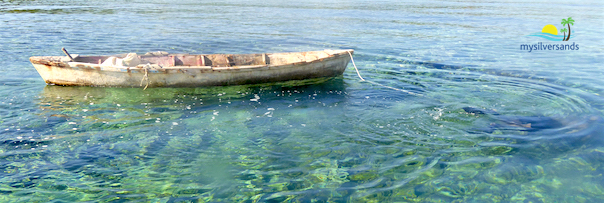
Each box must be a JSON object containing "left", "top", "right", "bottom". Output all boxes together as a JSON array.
[{"left": 29, "top": 49, "right": 354, "bottom": 88}]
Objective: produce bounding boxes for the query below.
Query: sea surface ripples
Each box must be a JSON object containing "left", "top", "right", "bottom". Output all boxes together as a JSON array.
[{"left": 1, "top": 0, "right": 603, "bottom": 202}]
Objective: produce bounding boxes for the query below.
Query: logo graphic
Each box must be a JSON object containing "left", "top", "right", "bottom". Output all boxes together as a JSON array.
[
  {"left": 521, "top": 17, "right": 578, "bottom": 52},
  {"left": 528, "top": 17, "right": 575, "bottom": 41}
]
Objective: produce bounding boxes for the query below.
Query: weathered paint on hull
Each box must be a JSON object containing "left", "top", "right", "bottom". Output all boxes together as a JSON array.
[{"left": 30, "top": 50, "right": 353, "bottom": 88}]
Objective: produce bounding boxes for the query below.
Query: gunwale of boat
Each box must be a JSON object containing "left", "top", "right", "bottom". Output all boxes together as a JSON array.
[{"left": 29, "top": 49, "right": 354, "bottom": 72}]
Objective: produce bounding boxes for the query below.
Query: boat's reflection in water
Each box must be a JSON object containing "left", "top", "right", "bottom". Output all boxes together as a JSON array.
[{"left": 37, "top": 76, "right": 349, "bottom": 125}]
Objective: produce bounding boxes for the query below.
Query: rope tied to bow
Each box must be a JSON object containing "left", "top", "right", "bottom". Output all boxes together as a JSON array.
[{"left": 347, "top": 51, "right": 421, "bottom": 96}]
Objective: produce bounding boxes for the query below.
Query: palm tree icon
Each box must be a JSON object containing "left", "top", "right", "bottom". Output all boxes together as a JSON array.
[
  {"left": 561, "top": 17, "right": 574, "bottom": 41},
  {"left": 560, "top": 28, "right": 568, "bottom": 41}
]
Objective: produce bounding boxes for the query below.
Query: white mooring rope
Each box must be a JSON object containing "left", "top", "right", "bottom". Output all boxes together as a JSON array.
[
  {"left": 347, "top": 51, "right": 421, "bottom": 96},
  {"left": 347, "top": 51, "right": 364, "bottom": 81},
  {"left": 140, "top": 64, "right": 150, "bottom": 90}
]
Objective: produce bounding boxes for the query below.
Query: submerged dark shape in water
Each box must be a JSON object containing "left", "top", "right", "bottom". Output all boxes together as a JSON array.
[
  {"left": 462, "top": 107, "right": 564, "bottom": 133},
  {"left": 462, "top": 107, "right": 604, "bottom": 159}
]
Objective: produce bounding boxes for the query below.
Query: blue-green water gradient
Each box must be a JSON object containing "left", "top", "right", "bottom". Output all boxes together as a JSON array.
[{"left": 1, "top": 0, "right": 603, "bottom": 202}]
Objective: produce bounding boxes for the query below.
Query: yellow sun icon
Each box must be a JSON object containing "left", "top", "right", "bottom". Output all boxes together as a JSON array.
[{"left": 541, "top": 24, "right": 558, "bottom": 35}]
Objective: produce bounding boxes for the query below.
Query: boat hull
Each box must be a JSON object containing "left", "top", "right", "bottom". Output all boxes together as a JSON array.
[{"left": 30, "top": 50, "right": 353, "bottom": 87}]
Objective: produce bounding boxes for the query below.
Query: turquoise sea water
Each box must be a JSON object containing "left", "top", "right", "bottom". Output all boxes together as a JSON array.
[
  {"left": 527, "top": 32, "right": 574, "bottom": 41},
  {"left": 1, "top": 0, "right": 604, "bottom": 202}
]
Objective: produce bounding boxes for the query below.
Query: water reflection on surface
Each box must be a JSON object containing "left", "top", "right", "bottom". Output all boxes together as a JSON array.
[{"left": 1, "top": 0, "right": 604, "bottom": 202}]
